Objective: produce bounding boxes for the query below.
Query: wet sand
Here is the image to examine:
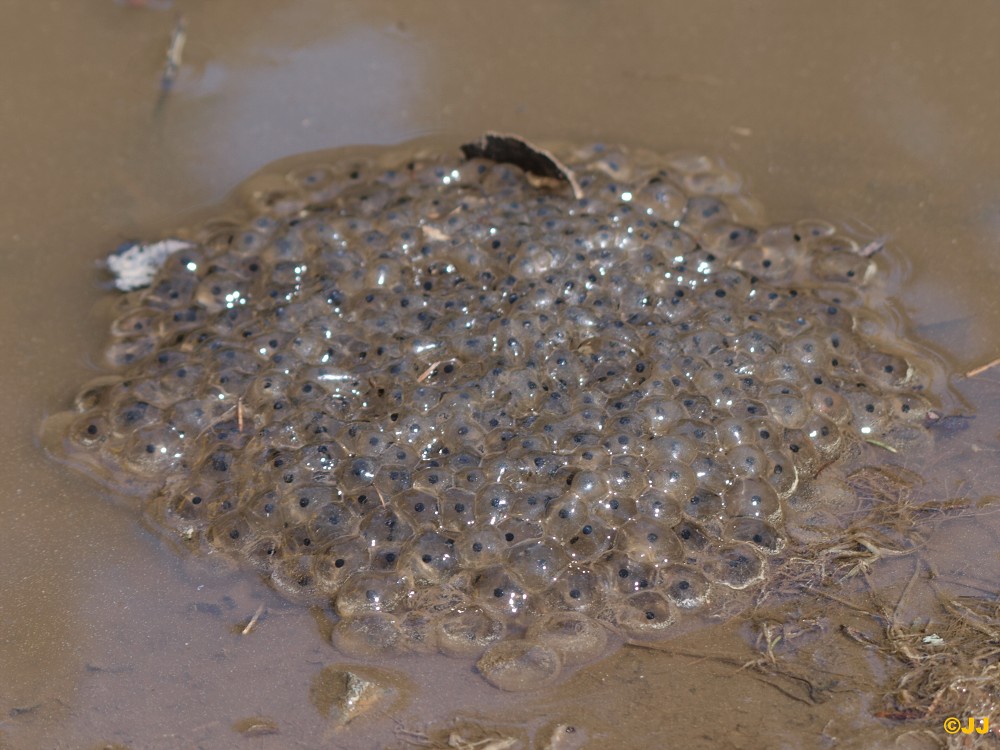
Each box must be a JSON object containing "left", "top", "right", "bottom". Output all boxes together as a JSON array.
[{"left": 1, "top": 2, "right": 998, "bottom": 748}]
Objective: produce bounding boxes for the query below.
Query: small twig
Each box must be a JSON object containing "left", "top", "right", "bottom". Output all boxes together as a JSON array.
[
  {"left": 416, "top": 361, "right": 442, "bottom": 383},
  {"left": 241, "top": 604, "right": 266, "bottom": 636},
  {"left": 237, "top": 396, "right": 244, "bottom": 432},
  {"left": 865, "top": 438, "right": 898, "bottom": 454},
  {"left": 966, "top": 357, "right": 1000, "bottom": 378},
  {"left": 416, "top": 358, "right": 457, "bottom": 383},
  {"left": 160, "top": 14, "right": 187, "bottom": 92},
  {"left": 893, "top": 557, "right": 925, "bottom": 625},
  {"left": 857, "top": 237, "right": 886, "bottom": 258}
]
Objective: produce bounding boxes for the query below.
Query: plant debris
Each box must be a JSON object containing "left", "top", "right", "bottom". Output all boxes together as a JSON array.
[{"left": 461, "top": 133, "right": 583, "bottom": 199}]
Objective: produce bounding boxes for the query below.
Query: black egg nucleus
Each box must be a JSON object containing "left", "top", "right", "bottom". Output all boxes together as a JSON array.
[{"left": 44, "top": 141, "right": 936, "bottom": 687}]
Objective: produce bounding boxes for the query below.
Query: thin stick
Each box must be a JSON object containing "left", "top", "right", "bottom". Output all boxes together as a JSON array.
[
  {"left": 241, "top": 604, "right": 265, "bottom": 636},
  {"left": 966, "top": 357, "right": 1000, "bottom": 378},
  {"left": 865, "top": 438, "right": 898, "bottom": 454},
  {"left": 237, "top": 396, "right": 244, "bottom": 432},
  {"left": 160, "top": 14, "right": 187, "bottom": 92},
  {"left": 416, "top": 358, "right": 457, "bottom": 383},
  {"left": 416, "top": 361, "right": 442, "bottom": 383},
  {"left": 857, "top": 237, "right": 886, "bottom": 258}
]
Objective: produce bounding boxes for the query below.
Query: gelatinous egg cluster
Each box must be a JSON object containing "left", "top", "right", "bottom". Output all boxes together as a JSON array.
[{"left": 44, "top": 142, "right": 935, "bottom": 688}]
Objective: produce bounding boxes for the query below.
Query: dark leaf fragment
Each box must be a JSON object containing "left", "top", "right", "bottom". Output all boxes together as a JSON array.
[{"left": 461, "top": 132, "right": 583, "bottom": 200}]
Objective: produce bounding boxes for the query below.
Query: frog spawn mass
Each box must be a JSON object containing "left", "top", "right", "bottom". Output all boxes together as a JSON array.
[{"left": 44, "top": 142, "right": 935, "bottom": 689}]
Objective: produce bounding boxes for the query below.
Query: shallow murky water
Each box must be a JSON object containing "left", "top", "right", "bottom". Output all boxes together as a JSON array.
[{"left": 2, "top": 2, "right": 998, "bottom": 749}]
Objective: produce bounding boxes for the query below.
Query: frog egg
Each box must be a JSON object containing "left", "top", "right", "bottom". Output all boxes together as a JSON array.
[
  {"left": 359, "top": 508, "right": 415, "bottom": 548},
  {"left": 544, "top": 565, "right": 606, "bottom": 615},
  {"left": 205, "top": 512, "right": 253, "bottom": 553},
  {"left": 392, "top": 412, "right": 436, "bottom": 448},
  {"left": 331, "top": 612, "right": 402, "bottom": 657},
  {"left": 611, "top": 591, "right": 677, "bottom": 641},
  {"left": 526, "top": 612, "right": 610, "bottom": 667},
  {"left": 669, "top": 419, "right": 719, "bottom": 453},
  {"left": 763, "top": 383, "right": 809, "bottom": 429},
  {"left": 312, "top": 542, "right": 368, "bottom": 594},
  {"left": 808, "top": 385, "right": 852, "bottom": 424},
  {"left": 454, "top": 527, "right": 507, "bottom": 567},
  {"left": 783, "top": 429, "right": 822, "bottom": 473},
  {"left": 725, "top": 445, "right": 770, "bottom": 480},
  {"left": 334, "top": 572, "right": 410, "bottom": 617},
  {"left": 437, "top": 606, "right": 508, "bottom": 658},
  {"left": 733, "top": 226, "right": 801, "bottom": 278},
  {"left": 242, "top": 534, "right": 282, "bottom": 573},
  {"left": 645, "top": 434, "right": 698, "bottom": 465},
  {"left": 716, "top": 418, "right": 756, "bottom": 448},
  {"left": 163, "top": 481, "right": 226, "bottom": 526},
  {"left": 474, "top": 483, "right": 515, "bottom": 526},
  {"left": 477, "top": 640, "right": 563, "bottom": 692},
  {"left": 658, "top": 565, "right": 712, "bottom": 609},
  {"left": 809, "top": 246, "right": 873, "bottom": 283},
  {"left": 396, "top": 611, "right": 440, "bottom": 654},
  {"left": 341, "top": 422, "right": 391, "bottom": 457},
  {"left": 601, "top": 551, "right": 656, "bottom": 596},
  {"left": 787, "top": 335, "right": 829, "bottom": 369},
  {"left": 109, "top": 398, "right": 164, "bottom": 434},
  {"left": 794, "top": 218, "right": 837, "bottom": 240},
  {"left": 443, "top": 417, "right": 487, "bottom": 454},
  {"left": 438, "top": 488, "right": 477, "bottom": 531},
  {"left": 636, "top": 486, "right": 694, "bottom": 526},
  {"left": 680, "top": 163, "right": 742, "bottom": 196},
  {"left": 634, "top": 398, "right": 686, "bottom": 437},
  {"left": 725, "top": 479, "right": 781, "bottom": 520},
  {"left": 373, "top": 464, "right": 413, "bottom": 499},
  {"left": 287, "top": 163, "right": 338, "bottom": 193},
  {"left": 801, "top": 415, "right": 843, "bottom": 457},
  {"left": 472, "top": 566, "right": 530, "bottom": 617},
  {"left": 765, "top": 450, "right": 798, "bottom": 497},
  {"left": 804, "top": 230, "right": 860, "bottom": 259},
  {"left": 698, "top": 221, "right": 758, "bottom": 260},
  {"left": 631, "top": 177, "right": 687, "bottom": 223},
  {"left": 606, "top": 457, "right": 647, "bottom": 496},
  {"left": 861, "top": 351, "right": 912, "bottom": 388},
  {"left": 618, "top": 518, "right": 685, "bottom": 566},
  {"left": 726, "top": 518, "right": 784, "bottom": 553},
  {"left": 58, "top": 411, "right": 112, "bottom": 455},
  {"left": 412, "top": 464, "right": 455, "bottom": 493},
  {"left": 555, "top": 516, "right": 615, "bottom": 563},
  {"left": 269, "top": 553, "right": 321, "bottom": 599},
  {"left": 566, "top": 447, "right": 611, "bottom": 482},
  {"left": 759, "top": 356, "right": 804, "bottom": 385},
  {"left": 105, "top": 329, "right": 163, "bottom": 368},
  {"left": 335, "top": 456, "right": 379, "bottom": 495},
  {"left": 682, "top": 484, "right": 726, "bottom": 528},
  {"left": 507, "top": 539, "right": 571, "bottom": 592},
  {"left": 496, "top": 517, "right": 543, "bottom": 549},
  {"left": 704, "top": 544, "right": 765, "bottom": 589},
  {"left": 672, "top": 519, "right": 713, "bottom": 554},
  {"left": 403, "top": 531, "right": 458, "bottom": 583},
  {"left": 280, "top": 484, "right": 343, "bottom": 524},
  {"left": 887, "top": 391, "right": 933, "bottom": 423}
]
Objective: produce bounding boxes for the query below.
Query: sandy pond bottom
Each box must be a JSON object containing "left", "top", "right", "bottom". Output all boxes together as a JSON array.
[{"left": 2, "top": 2, "right": 1000, "bottom": 749}]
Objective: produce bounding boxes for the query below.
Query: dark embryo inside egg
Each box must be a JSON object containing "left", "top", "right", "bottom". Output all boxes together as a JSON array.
[{"left": 43, "top": 139, "right": 939, "bottom": 689}]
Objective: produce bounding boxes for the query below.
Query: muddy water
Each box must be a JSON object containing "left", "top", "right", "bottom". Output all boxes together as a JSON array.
[{"left": 1, "top": 2, "right": 998, "bottom": 749}]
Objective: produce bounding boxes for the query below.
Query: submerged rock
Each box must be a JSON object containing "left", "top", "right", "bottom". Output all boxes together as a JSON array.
[{"left": 43, "top": 139, "right": 941, "bottom": 685}]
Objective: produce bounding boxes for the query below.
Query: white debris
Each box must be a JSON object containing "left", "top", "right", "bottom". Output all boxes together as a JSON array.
[
  {"left": 106, "top": 239, "right": 194, "bottom": 291},
  {"left": 922, "top": 634, "right": 945, "bottom": 646}
]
